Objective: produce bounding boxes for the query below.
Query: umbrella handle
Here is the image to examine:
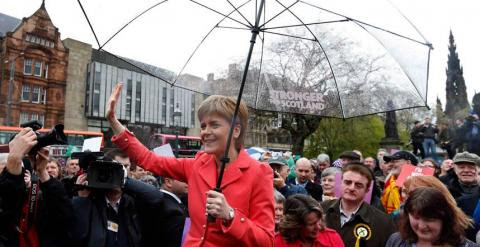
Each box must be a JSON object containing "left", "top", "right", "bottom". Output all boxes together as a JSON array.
[{"left": 207, "top": 188, "right": 222, "bottom": 222}]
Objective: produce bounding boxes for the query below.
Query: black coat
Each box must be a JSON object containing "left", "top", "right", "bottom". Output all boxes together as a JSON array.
[
  {"left": 71, "top": 178, "right": 163, "bottom": 247},
  {"left": 457, "top": 189, "right": 480, "bottom": 242},
  {"left": 286, "top": 177, "right": 323, "bottom": 201},
  {"left": 0, "top": 169, "right": 73, "bottom": 247},
  {"left": 144, "top": 192, "right": 187, "bottom": 247}
]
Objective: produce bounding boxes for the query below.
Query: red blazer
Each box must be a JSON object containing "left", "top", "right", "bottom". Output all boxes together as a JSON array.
[
  {"left": 112, "top": 130, "right": 275, "bottom": 247},
  {"left": 274, "top": 228, "right": 344, "bottom": 247}
]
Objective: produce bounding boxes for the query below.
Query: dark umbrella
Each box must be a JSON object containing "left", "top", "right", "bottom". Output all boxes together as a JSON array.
[{"left": 76, "top": 0, "right": 432, "bottom": 219}]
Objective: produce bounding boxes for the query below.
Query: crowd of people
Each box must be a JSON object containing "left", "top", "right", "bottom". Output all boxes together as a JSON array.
[
  {"left": 410, "top": 115, "right": 480, "bottom": 159},
  {"left": 1, "top": 84, "right": 480, "bottom": 247}
]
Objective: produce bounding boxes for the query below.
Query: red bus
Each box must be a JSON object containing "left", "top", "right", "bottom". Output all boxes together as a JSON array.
[
  {"left": 147, "top": 133, "right": 202, "bottom": 157},
  {"left": 0, "top": 125, "right": 104, "bottom": 152}
]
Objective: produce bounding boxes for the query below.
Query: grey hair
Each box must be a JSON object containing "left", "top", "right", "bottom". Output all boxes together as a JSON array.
[
  {"left": 317, "top": 153, "right": 330, "bottom": 163},
  {"left": 274, "top": 189, "right": 286, "bottom": 204},
  {"left": 320, "top": 167, "right": 341, "bottom": 179}
]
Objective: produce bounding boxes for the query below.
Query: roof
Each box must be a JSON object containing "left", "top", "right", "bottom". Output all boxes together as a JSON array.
[
  {"left": 91, "top": 49, "right": 176, "bottom": 81},
  {"left": 0, "top": 12, "right": 21, "bottom": 38}
]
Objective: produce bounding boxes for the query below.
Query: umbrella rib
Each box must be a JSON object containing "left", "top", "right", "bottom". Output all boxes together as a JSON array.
[
  {"left": 299, "top": 1, "right": 431, "bottom": 47},
  {"left": 173, "top": 0, "right": 252, "bottom": 86},
  {"left": 274, "top": 0, "right": 346, "bottom": 118},
  {"left": 189, "top": 0, "right": 252, "bottom": 29},
  {"left": 99, "top": 0, "right": 168, "bottom": 50},
  {"left": 254, "top": 28, "right": 266, "bottom": 108},
  {"left": 225, "top": 0, "right": 254, "bottom": 27},
  {"left": 261, "top": 30, "right": 316, "bottom": 42},
  {"left": 216, "top": 25, "right": 252, "bottom": 31},
  {"left": 259, "top": 0, "right": 300, "bottom": 29},
  {"left": 262, "top": 19, "right": 349, "bottom": 30},
  {"left": 77, "top": 0, "right": 101, "bottom": 48}
]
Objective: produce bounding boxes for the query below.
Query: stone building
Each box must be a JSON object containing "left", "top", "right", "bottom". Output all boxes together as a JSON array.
[{"left": 0, "top": 2, "right": 68, "bottom": 128}]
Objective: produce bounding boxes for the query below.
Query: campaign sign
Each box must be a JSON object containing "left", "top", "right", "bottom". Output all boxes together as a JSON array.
[
  {"left": 49, "top": 145, "right": 70, "bottom": 167},
  {"left": 334, "top": 172, "right": 373, "bottom": 204},
  {"left": 395, "top": 164, "right": 435, "bottom": 187}
]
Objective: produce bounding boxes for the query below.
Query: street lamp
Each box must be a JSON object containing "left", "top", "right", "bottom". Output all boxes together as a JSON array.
[
  {"left": 173, "top": 103, "right": 182, "bottom": 158},
  {"left": 4, "top": 52, "right": 24, "bottom": 126}
]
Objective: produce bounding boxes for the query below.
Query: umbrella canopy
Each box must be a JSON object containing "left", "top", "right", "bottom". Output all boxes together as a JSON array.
[{"left": 76, "top": 0, "right": 432, "bottom": 119}]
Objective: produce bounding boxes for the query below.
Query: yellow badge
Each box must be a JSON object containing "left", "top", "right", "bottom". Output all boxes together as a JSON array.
[{"left": 353, "top": 223, "right": 372, "bottom": 240}]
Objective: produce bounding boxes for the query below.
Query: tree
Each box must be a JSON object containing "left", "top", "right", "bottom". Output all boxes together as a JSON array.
[
  {"left": 445, "top": 30, "right": 470, "bottom": 121},
  {"left": 304, "top": 116, "right": 385, "bottom": 159}
]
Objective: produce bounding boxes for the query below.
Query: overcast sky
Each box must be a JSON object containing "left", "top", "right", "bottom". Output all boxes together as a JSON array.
[{"left": 2, "top": 0, "right": 479, "bottom": 109}]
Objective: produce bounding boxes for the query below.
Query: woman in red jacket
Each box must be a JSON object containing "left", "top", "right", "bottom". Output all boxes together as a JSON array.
[
  {"left": 106, "top": 83, "right": 274, "bottom": 247},
  {"left": 275, "top": 194, "right": 344, "bottom": 247}
]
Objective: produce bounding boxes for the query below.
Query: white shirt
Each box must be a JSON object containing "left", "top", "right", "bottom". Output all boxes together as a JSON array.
[
  {"left": 105, "top": 196, "right": 121, "bottom": 213},
  {"left": 160, "top": 189, "right": 182, "bottom": 204},
  {"left": 339, "top": 200, "right": 362, "bottom": 227}
]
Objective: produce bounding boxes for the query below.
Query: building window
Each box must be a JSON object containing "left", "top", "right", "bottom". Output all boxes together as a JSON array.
[
  {"left": 162, "top": 87, "right": 167, "bottom": 122},
  {"left": 25, "top": 33, "right": 54, "bottom": 48},
  {"left": 24, "top": 59, "right": 33, "bottom": 74},
  {"left": 39, "top": 115, "right": 45, "bottom": 125},
  {"left": 22, "top": 84, "right": 30, "bottom": 102},
  {"left": 44, "top": 64, "right": 48, "bottom": 79},
  {"left": 191, "top": 94, "right": 196, "bottom": 126},
  {"left": 169, "top": 89, "right": 174, "bottom": 125},
  {"left": 41, "top": 89, "right": 47, "bottom": 104},
  {"left": 34, "top": 61, "right": 42, "bottom": 76},
  {"left": 125, "top": 79, "right": 132, "bottom": 119},
  {"left": 92, "top": 68, "right": 101, "bottom": 115},
  {"left": 20, "top": 112, "right": 29, "bottom": 125},
  {"left": 32, "top": 86, "right": 41, "bottom": 103},
  {"left": 135, "top": 81, "right": 141, "bottom": 121},
  {"left": 31, "top": 113, "right": 39, "bottom": 121}
]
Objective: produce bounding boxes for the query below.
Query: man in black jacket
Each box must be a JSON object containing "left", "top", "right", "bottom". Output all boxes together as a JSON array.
[
  {"left": 286, "top": 158, "right": 323, "bottom": 201},
  {"left": 154, "top": 176, "right": 189, "bottom": 247},
  {"left": 410, "top": 120, "right": 425, "bottom": 159},
  {"left": 420, "top": 117, "right": 438, "bottom": 158},
  {"left": 452, "top": 152, "right": 480, "bottom": 242},
  {"left": 72, "top": 171, "right": 164, "bottom": 247},
  {"left": 0, "top": 128, "right": 73, "bottom": 247},
  {"left": 443, "top": 152, "right": 480, "bottom": 199}
]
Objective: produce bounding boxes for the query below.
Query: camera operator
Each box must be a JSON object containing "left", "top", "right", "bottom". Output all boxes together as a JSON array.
[
  {"left": 0, "top": 128, "right": 73, "bottom": 247},
  {"left": 71, "top": 156, "right": 164, "bottom": 247}
]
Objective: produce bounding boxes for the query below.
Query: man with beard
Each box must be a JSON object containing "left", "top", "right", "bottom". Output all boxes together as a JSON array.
[{"left": 321, "top": 163, "right": 394, "bottom": 247}]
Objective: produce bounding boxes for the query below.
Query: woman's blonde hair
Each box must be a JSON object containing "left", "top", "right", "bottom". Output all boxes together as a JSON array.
[
  {"left": 403, "top": 175, "right": 472, "bottom": 230},
  {"left": 197, "top": 95, "right": 249, "bottom": 150}
]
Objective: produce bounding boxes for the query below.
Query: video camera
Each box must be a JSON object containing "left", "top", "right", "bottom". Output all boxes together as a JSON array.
[
  {"left": 19, "top": 120, "right": 68, "bottom": 155},
  {"left": 71, "top": 151, "right": 125, "bottom": 190}
]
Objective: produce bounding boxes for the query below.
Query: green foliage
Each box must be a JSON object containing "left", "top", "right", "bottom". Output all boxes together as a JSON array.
[{"left": 304, "top": 115, "right": 386, "bottom": 159}]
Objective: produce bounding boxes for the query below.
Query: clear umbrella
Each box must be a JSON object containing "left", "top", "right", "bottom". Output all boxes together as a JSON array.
[{"left": 75, "top": 0, "right": 432, "bottom": 213}]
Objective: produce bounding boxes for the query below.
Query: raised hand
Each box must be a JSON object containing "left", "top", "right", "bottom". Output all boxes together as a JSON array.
[
  {"left": 106, "top": 83, "right": 126, "bottom": 135},
  {"left": 7, "top": 128, "right": 37, "bottom": 175}
]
